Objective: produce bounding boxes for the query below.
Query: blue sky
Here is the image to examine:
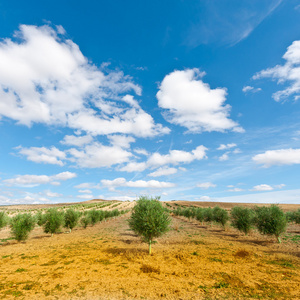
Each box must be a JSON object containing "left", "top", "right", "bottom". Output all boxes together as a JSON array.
[{"left": 0, "top": 0, "right": 300, "bottom": 205}]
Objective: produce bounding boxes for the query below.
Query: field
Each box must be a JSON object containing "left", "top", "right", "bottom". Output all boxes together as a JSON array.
[{"left": 0, "top": 200, "right": 300, "bottom": 299}]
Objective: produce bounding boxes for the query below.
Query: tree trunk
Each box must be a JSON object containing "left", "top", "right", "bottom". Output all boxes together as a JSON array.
[
  {"left": 149, "top": 240, "right": 152, "bottom": 255},
  {"left": 276, "top": 235, "right": 281, "bottom": 243}
]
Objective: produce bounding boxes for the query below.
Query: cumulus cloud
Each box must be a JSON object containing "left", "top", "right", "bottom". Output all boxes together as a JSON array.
[
  {"left": 120, "top": 145, "right": 207, "bottom": 173},
  {"left": 217, "top": 143, "right": 237, "bottom": 150},
  {"left": 18, "top": 146, "right": 66, "bottom": 166},
  {"left": 74, "top": 182, "right": 100, "bottom": 189},
  {"left": 252, "top": 148, "right": 300, "bottom": 167},
  {"left": 253, "top": 40, "right": 300, "bottom": 101},
  {"left": 78, "top": 189, "right": 92, "bottom": 194},
  {"left": 0, "top": 24, "right": 168, "bottom": 137},
  {"left": 147, "top": 146, "right": 207, "bottom": 167},
  {"left": 101, "top": 177, "right": 175, "bottom": 191},
  {"left": 197, "top": 182, "right": 216, "bottom": 189},
  {"left": 251, "top": 184, "right": 274, "bottom": 191},
  {"left": 108, "top": 135, "right": 135, "bottom": 149},
  {"left": 219, "top": 153, "right": 229, "bottom": 161},
  {"left": 228, "top": 187, "right": 244, "bottom": 192},
  {"left": 242, "top": 86, "right": 261, "bottom": 93},
  {"left": 68, "top": 142, "right": 132, "bottom": 168},
  {"left": 148, "top": 167, "right": 177, "bottom": 177},
  {"left": 156, "top": 69, "right": 244, "bottom": 133},
  {"left": 60, "top": 134, "right": 93, "bottom": 147},
  {"left": 3, "top": 171, "right": 76, "bottom": 187}
]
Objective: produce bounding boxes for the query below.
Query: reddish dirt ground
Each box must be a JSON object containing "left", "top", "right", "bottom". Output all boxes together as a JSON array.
[{"left": 0, "top": 201, "right": 300, "bottom": 299}]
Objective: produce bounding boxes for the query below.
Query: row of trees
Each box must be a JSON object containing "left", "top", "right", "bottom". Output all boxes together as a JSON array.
[
  {"left": 0, "top": 208, "right": 128, "bottom": 242},
  {"left": 173, "top": 205, "right": 295, "bottom": 243}
]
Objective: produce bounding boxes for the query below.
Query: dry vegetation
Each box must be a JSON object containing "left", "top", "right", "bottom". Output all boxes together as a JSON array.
[{"left": 0, "top": 200, "right": 300, "bottom": 299}]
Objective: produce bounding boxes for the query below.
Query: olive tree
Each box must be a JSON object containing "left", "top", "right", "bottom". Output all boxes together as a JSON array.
[
  {"left": 64, "top": 208, "right": 80, "bottom": 232},
  {"left": 230, "top": 207, "right": 254, "bottom": 235},
  {"left": 43, "top": 208, "right": 65, "bottom": 236},
  {"left": 10, "top": 213, "right": 36, "bottom": 242},
  {"left": 254, "top": 205, "right": 287, "bottom": 243},
  {"left": 0, "top": 211, "right": 9, "bottom": 230},
  {"left": 128, "top": 196, "right": 171, "bottom": 254}
]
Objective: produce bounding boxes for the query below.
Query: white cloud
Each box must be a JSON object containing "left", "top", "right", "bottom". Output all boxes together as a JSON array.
[
  {"left": 253, "top": 40, "right": 300, "bottom": 101},
  {"left": 119, "top": 162, "right": 147, "bottom": 172},
  {"left": 134, "top": 148, "right": 149, "bottom": 156},
  {"left": 197, "top": 196, "right": 211, "bottom": 201},
  {"left": 3, "top": 171, "right": 76, "bottom": 187},
  {"left": 77, "top": 194, "right": 93, "bottom": 199},
  {"left": 156, "top": 69, "right": 244, "bottom": 133},
  {"left": 197, "top": 182, "right": 216, "bottom": 189},
  {"left": 44, "top": 191, "right": 62, "bottom": 197},
  {"left": 251, "top": 184, "right": 274, "bottom": 191},
  {"left": 148, "top": 167, "right": 177, "bottom": 177},
  {"left": 18, "top": 146, "right": 66, "bottom": 166},
  {"left": 68, "top": 142, "right": 132, "bottom": 168},
  {"left": 120, "top": 145, "right": 207, "bottom": 173},
  {"left": 228, "top": 187, "right": 244, "bottom": 192},
  {"left": 101, "top": 177, "right": 175, "bottom": 191},
  {"left": 60, "top": 134, "right": 93, "bottom": 147},
  {"left": 147, "top": 145, "right": 207, "bottom": 167},
  {"left": 74, "top": 182, "right": 100, "bottom": 189},
  {"left": 0, "top": 24, "right": 169, "bottom": 138},
  {"left": 219, "top": 153, "right": 229, "bottom": 161},
  {"left": 242, "top": 86, "right": 262, "bottom": 93},
  {"left": 108, "top": 135, "right": 135, "bottom": 149},
  {"left": 78, "top": 189, "right": 92, "bottom": 194},
  {"left": 106, "top": 195, "right": 137, "bottom": 201},
  {"left": 252, "top": 148, "right": 300, "bottom": 167},
  {"left": 217, "top": 143, "right": 237, "bottom": 150}
]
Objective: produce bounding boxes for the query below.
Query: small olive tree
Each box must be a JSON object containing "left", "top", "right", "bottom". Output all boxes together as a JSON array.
[
  {"left": 64, "top": 208, "right": 80, "bottom": 232},
  {"left": 43, "top": 208, "right": 65, "bottom": 236},
  {"left": 10, "top": 213, "right": 36, "bottom": 242},
  {"left": 212, "top": 206, "right": 229, "bottom": 229},
  {"left": 254, "top": 205, "right": 287, "bottom": 243},
  {"left": 230, "top": 207, "right": 254, "bottom": 235},
  {"left": 129, "top": 196, "right": 171, "bottom": 254},
  {"left": 0, "top": 211, "right": 9, "bottom": 230}
]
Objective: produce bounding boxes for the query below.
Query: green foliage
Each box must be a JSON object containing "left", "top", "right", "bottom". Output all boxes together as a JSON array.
[
  {"left": 212, "top": 206, "right": 229, "bottom": 228},
  {"left": 230, "top": 206, "right": 254, "bottom": 235},
  {"left": 128, "top": 196, "right": 171, "bottom": 254},
  {"left": 287, "top": 209, "right": 300, "bottom": 224},
  {"left": 64, "top": 208, "right": 81, "bottom": 232},
  {"left": 254, "top": 205, "right": 287, "bottom": 243},
  {"left": 10, "top": 213, "right": 36, "bottom": 241},
  {"left": 203, "top": 207, "right": 214, "bottom": 222},
  {"left": 80, "top": 212, "right": 91, "bottom": 228},
  {"left": 35, "top": 211, "right": 46, "bottom": 226},
  {"left": 0, "top": 211, "right": 9, "bottom": 229},
  {"left": 195, "top": 208, "right": 204, "bottom": 223},
  {"left": 43, "top": 208, "right": 65, "bottom": 235},
  {"left": 87, "top": 209, "right": 100, "bottom": 226}
]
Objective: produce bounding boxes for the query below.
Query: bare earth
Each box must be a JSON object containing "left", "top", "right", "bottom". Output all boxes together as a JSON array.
[{"left": 0, "top": 201, "right": 300, "bottom": 299}]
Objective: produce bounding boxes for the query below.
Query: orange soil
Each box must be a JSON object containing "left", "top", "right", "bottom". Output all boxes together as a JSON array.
[{"left": 0, "top": 211, "right": 300, "bottom": 299}]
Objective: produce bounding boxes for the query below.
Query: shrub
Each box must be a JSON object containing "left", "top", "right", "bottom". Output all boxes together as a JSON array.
[
  {"left": 254, "top": 205, "right": 287, "bottom": 243},
  {"left": 43, "top": 209, "right": 65, "bottom": 236},
  {"left": 203, "top": 207, "right": 214, "bottom": 223},
  {"left": 128, "top": 196, "right": 171, "bottom": 254},
  {"left": 230, "top": 207, "right": 254, "bottom": 235},
  {"left": 0, "top": 211, "right": 9, "bottom": 230},
  {"left": 35, "top": 211, "right": 46, "bottom": 227},
  {"left": 64, "top": 209, "right": 80, "bottom": 232},
  {"left": 87, "top": 209, "right": 100, "bottom": 226},
  {"left": 212, "top": 206, "right": 229, "bottom": 229},
  {"left": 80, "top": 212, "right": 91, "bottom": 228},
  {"left": 10, "top": 213, "right": 36, "bottom": 242},
  {"left": 195, "top": 208, "right": 204, "bottom": 223}
]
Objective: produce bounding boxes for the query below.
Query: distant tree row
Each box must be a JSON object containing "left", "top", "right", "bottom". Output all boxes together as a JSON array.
[
  {"left": 173, "top": 205, "right": 300, "bottom": 243},
  {"left": 0, "top": 208, "right": 128, "bottom": 242}
]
